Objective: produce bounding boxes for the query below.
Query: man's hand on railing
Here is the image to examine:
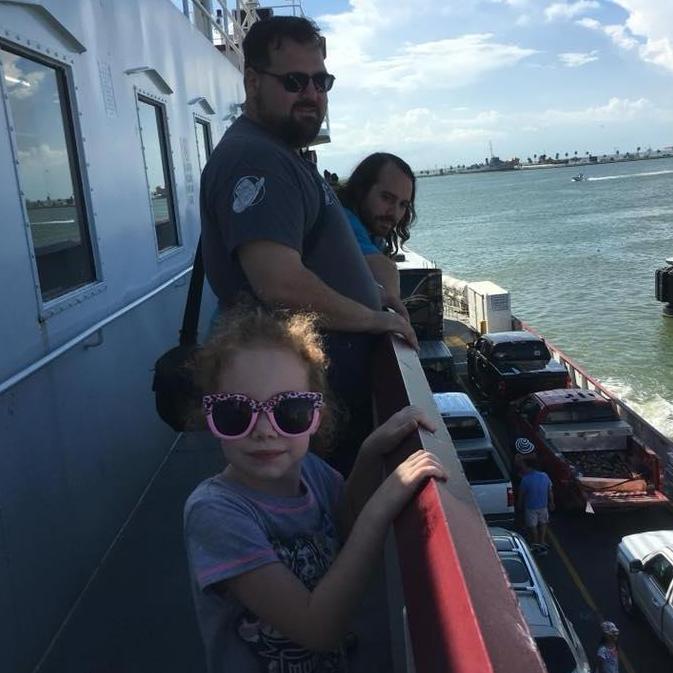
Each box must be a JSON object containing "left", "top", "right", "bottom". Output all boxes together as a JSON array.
[
  {"left": 360, "top": 405, "right": 436, "bottom": 458},
  {"left": 369, "top": 310, "right": 420, "bottom": 351}
]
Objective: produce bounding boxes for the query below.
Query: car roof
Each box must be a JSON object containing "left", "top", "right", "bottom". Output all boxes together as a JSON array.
[
  {"left": 432, "top": 392, "right": 479, "bottom": 416},
  {"left": 480, "top": 330, "right": 542, "bottom": 345},
  {"left": 620, "top": 530, "right": 673, "bottom": 558},
  {"left": 489, "top": 528, "right": 559, "bottom": 632}
]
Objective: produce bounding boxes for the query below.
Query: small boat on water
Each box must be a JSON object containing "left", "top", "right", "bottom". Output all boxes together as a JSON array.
[{"left": 571, "top": 173, "right": 587, "bottom": 182}]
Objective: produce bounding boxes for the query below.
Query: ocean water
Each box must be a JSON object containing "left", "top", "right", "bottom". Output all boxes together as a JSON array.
[{"left": 412, "top": 158, "right": 673, "bottom": 439}]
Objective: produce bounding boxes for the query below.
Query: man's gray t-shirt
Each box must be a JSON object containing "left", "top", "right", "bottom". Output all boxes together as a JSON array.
[
  {"left": 184, "top": 453, "right": 346, "bottom": 673},
  {"left": 200, "top": 116, "right": 380, "bottom": 312}
]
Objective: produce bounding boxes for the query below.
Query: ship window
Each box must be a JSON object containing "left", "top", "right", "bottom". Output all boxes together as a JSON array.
[
  {"left": 1, "top": 46, "right": 96, "bottom": 302},
  {"left": 194, "top": 118, "right": 212, "bottom": 174},
  {"left": 137, "top": 96, "right": 178, "bottom": 251}
]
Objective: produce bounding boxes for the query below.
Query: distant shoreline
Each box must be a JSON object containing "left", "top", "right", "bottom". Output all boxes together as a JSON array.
[{"left": 416, "top": 152, "right": 673, "bottom": 178}]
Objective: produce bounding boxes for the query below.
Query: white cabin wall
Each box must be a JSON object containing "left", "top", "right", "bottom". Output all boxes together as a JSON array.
[
  {"left": 0, "top": 0, "right": 241, "bottom": 669},
  {"left": 0, "top": 0, "right": 243, "bottom": 380}
]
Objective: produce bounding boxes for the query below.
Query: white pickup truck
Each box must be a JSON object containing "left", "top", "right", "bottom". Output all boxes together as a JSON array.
[
  {"left": 433, "top": 393, "right": 514, "bottom": 522},
  {"left": 617, "top": 530, "right": 673, "bottom": 655}
]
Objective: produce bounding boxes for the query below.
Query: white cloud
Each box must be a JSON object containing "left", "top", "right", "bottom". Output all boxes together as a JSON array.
[
  {"left": 2, "top": 52, "right": 45, "bottom": 99},
  {"left": 577, "top": 1, "right": 673, "bottom": 72},
  {"left": 614, "top": 0, "right": 673, "bottom": 71},
  {"left": 539, "top": 97, "right": 659, "bottom": 124},
  {"left": 558, "top": 50, "right": 599, "bottom": 67},
  {"left": 324, "top": 31, "right": 537, "bottom": 92},
  {"left": 18, "top": 143, "right": 68, "bottom": 168},
  {"left": 544, "top": 1, "right": 600, "bottom": 22}
]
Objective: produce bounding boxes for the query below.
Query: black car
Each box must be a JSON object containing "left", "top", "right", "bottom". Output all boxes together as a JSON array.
[{"left": 466, "top": 330, "right": 569, "bottom": 401}]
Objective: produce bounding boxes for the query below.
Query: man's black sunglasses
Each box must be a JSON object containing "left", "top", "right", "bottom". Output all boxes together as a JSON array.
[{"left": 256, "top": 70, "right": 335, "bottom": 93}]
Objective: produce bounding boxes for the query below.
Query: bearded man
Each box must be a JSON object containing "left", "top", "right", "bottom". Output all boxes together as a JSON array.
[
  {"left": 200, "top": 16, "right": 416, "bottom": 476},
  {"left": 337, "top": 153, "right": 417, "bottom": 321}
]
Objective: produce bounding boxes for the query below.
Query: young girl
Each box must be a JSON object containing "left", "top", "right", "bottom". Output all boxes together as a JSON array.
[
  {"left": 595, "top": 621, "right": 620, "bottom": 673},
  {"left": 184, "top": 306, "right": 446, "bottom": 673}
]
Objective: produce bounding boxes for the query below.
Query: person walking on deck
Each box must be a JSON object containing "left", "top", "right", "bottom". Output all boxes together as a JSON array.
[
  {"left": 517, "top": 455, "right": 554, "bottom": 554},
  {"left": 512, "top": 437, "right": 537, "bottom": 530}
]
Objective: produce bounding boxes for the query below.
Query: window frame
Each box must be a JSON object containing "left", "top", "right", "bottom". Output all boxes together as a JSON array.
[
  {"left": 193, "top": 114, "right": 213, "bottom": 174},
  {"left": 0, "top": 40, "right": 102, "bottom": 317},
  {"left": 645, "top": 554, "right": 673, "bottom": 596},
  {"left": 134, "top": 88, "right": 181, "bottom": 256}
]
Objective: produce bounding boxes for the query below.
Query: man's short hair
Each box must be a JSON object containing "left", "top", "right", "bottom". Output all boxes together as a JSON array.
[{"left": 243, "top": 16, "right": 323, "bottom": 71}]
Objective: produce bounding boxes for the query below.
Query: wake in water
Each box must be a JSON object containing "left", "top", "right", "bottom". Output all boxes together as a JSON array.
[
  {"left": 602, "top": 377, "right": 673, "bottom": 440},
  {"left": 587, "top": 169, "right": 673, "bottom": 182}
]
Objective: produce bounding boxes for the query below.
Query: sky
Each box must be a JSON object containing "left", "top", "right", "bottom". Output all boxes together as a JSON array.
[{"left": 298, "top": 0, "right": 673, "bottom": 176}]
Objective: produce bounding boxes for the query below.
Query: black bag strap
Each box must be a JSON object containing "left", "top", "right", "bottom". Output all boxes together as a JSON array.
[
  {"left": 179, "top": 169, "right": 327, "bottom": 345},
  {"left": 179, "top": 238, "right": 204, "bottom": 347},
  {"left": 302, "top": 170, "right": 329, "bottom": 258}
]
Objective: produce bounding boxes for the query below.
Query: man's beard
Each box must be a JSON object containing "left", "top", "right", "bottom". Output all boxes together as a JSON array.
[{"left": 259, "top": 100, "right": 324, "bottom": 148}]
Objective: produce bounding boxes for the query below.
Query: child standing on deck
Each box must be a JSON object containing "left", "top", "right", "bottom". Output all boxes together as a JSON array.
[{"left": 184, "top": 306, "right": 446, "bottom": 673}]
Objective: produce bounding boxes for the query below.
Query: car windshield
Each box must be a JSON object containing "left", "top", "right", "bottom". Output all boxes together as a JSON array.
[
  {"left": 492, "top": 343, "right": 550, "bottom": 361},
  {"left": 544, "top": 402, "right": 617, "bottom": 424},
  {"left": 458, "top": 451, "right": 504, "bottom": 483},
  {"left": 444, "top": 416, "right": 485, "bottom": 440},
  {"left": 535, "top": 636, "right": 577, "bottom": 673}
]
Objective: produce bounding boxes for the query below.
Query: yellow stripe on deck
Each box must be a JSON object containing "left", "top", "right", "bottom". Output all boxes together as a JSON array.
[{"left": 548, "top": 530, "right": 637, "bottom": 673}]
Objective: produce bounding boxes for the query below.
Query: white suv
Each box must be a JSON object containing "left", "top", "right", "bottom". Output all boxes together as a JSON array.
[{"left": 490, "top": 528, "right": 590, "bottom": 673}]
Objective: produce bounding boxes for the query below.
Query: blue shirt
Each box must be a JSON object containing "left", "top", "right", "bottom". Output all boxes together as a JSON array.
[
  {"left": 519, "top": 470, "right": 552, "bottom": 510},
  {"left": 344, "top": 208, "right": 385, "bottom": 256}
]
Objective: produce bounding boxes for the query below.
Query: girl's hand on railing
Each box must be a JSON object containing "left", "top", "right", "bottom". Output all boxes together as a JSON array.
[
  {"left": 360, "top": 405, "right": 436, "bottom": 458},
  {"left": 365, "top": 450, "right": 447, "bottom": 524}
]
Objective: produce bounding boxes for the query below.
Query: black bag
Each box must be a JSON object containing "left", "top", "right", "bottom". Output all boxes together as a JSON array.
[{"left": 152, "top": 240, "right": 205, "bottom": 431}]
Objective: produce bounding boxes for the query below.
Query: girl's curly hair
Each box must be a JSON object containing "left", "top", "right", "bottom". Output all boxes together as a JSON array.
[{"left": 191, "top": 303, "right": 335, "bottom": 452}]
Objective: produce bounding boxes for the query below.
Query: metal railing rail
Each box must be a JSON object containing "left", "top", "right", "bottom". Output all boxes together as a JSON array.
[
  {"left": 186, "top": 0, "right": 250, "bottom": 70},
  {"left": 0, "top": 267, "right": 193, "bottom": 397},
  {"left": 371, "top": 335, "right": 546, "bottom": 673}
]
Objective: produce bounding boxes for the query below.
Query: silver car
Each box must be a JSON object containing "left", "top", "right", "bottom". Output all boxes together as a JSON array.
[{"left": 490, "top": 528, "right": 591, "bottom": 673}]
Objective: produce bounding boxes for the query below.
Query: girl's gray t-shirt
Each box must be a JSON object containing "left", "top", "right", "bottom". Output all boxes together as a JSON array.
[{"left": 184, "top": 452, "right": 346, "bottom": 673}]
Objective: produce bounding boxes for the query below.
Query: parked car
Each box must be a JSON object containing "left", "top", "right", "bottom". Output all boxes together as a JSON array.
[
  {"left": 509, "top": 389, "right": 666, "bottom": 511},
  {"left": 434, "top": 393, "right": 514, "bottom": 522},
  {"left": 467, "top": 330, "right": 569, "bottom": 402},
  {"left": 617, "top": 530, "right": 673, "bottom": 655},
  {"left": 433, "top": 392, "right": 493, "bottom": 452},
  {"left": 490, "top": 528, "right": 591, "bottom": 673}
]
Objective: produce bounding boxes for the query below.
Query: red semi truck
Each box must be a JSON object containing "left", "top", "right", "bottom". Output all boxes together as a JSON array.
[{"left": 509, "top": 389, "right": 667, "bottom": 511}]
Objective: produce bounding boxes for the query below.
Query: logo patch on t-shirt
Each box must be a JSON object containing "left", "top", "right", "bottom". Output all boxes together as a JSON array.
[
  {"left": 321, "top": 180, "right": 336, "bottom": 206},
  {"left": 232, "top": 176, "right": 265, "bottom": 213}
]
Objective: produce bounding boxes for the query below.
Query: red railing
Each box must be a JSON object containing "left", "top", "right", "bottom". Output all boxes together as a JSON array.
[{"left": 372, "top": 335, "right": 547, "bottom": 673}]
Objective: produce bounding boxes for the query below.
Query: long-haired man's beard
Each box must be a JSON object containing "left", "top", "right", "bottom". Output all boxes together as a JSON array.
[{"left": 261, "top": 101, "right": 324, "bottom": 148}]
